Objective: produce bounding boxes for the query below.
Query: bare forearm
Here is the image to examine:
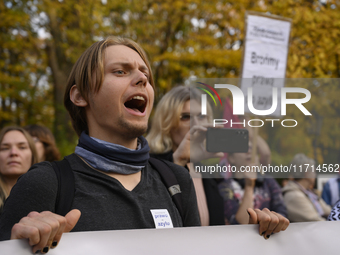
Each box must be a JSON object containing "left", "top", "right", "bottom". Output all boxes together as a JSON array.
[{"left": 235, "top": 186, "right": 254, "bottom": 224}]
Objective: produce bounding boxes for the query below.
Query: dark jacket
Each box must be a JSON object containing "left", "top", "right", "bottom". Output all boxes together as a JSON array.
[{"left": 150, "top": 151, "right": 225, "bottom": 225}]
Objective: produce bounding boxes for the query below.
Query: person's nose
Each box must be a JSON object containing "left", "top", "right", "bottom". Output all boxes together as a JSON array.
[
  {"left": 9, "top": 146, "right": 19, "bottom": 156},
  {"left": 190, "top": 115, "right": 199, "bottom": 126},
  {"left": 134, "top": 69, "right": 148, "bottom": 87}
]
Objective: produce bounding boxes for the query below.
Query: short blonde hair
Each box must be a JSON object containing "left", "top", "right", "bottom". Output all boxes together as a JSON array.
[{"left": 146, "top": 86, "right": 212, "bottom": 154}]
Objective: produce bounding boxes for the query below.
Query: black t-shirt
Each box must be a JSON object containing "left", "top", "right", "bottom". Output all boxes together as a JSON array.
[{"left": 0, "top": 154, "right": 200, "bottom": 241}]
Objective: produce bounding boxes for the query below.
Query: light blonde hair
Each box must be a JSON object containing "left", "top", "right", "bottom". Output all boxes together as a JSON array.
[
  {"left": 146, "top": 86, "right": 212, "bottom": 154},
  {"left": 64, "top": 36, "right": 154, "bottom": 137},
  {"left": 0, "top": 126, "right": 38, "bottom": 208}
]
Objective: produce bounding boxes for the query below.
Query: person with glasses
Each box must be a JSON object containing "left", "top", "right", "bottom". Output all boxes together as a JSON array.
[
  {"left": 147, "top": 86, "right": 225, "bottom": 226},
  {"left": 147, "top": 86, "right": 289, "bottom": 233}
]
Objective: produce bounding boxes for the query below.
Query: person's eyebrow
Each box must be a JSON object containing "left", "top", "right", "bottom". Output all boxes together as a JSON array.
[
  {"left": 106, "top": 62, "right": 149, "bottom": 74},
  {"left": 107, "top": 61, "right": 131, "bottom": 67},
  {"left": 1, "top": 141, "right": 28, "bottom": 146},
  {"left": 17, "top": 142, "right": 29, "bottom": 146},
  {"left": 138, "top": 65, "right": 149, "bottom": 73}
]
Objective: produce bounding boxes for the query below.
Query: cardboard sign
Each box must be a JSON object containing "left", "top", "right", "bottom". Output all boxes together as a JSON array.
[{"left": 241, "top": 12, "right": 292, "bottom": 116}]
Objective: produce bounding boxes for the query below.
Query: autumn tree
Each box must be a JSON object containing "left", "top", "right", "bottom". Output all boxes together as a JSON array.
[
  {"left": 1, "top": 0, "right": 339, "bottom": 161},
  {"left": 0, "top": 0, "right": 51, "bottom": 128}
]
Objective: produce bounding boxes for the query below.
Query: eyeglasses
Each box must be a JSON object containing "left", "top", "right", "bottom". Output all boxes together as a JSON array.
[{"left": 180, "top": 113, "right": 208, "bottom": 125}]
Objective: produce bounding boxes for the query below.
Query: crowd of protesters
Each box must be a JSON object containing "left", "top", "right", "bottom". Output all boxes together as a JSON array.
[{"left": 0, "top": 36, "right": 338, "bottom": 254}]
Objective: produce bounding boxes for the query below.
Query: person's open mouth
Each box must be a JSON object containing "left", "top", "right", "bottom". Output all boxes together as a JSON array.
[{"left": 124, "top": 95, "right": 147, "bottom": 114}]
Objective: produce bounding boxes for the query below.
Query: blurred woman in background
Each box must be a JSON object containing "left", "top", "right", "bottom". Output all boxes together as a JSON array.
[
  {"left": 0, "top": 126, "right": 38, "bottom": 214},
  {"left": 283, "top": 153, "right": 331, "bottom": 222},
  {"left": 24, "top": 124, "right": 60, "bottom": 162},
  {"left": 147, "top": 86, "right": 225, "bottom": 226}
]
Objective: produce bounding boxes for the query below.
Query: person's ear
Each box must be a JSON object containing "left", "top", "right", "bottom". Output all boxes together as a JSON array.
[{"left": 70, "top": 85, "right": 88, "bottom": 107}]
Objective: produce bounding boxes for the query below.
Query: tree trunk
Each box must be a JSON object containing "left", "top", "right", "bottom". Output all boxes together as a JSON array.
[{"left": 45, "top": 40, "right": 75, "bottom": 145}]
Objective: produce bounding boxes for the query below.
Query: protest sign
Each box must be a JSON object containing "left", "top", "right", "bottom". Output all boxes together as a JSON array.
[
  {"left": 241, "top": 12, "right": 292, "bottom": 116},
  {"left": 1, "top": 221, "right": 339, "bottom": 255}
]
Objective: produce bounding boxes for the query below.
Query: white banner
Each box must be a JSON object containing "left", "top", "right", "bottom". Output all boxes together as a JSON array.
[
  {"left": 241, "top": 12, "right": 291, "bottom": 116},
  {"left": 1, "top": 221, "right": 339, "bottom": 255}
]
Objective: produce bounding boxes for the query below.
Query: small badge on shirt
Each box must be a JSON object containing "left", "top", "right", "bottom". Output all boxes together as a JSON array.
[{"left": 150, "top": 209, "right": 174, "bottom": 229}]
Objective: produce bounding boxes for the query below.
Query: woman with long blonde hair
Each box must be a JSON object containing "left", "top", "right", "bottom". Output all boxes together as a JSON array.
[{"left": 147, "top": 86, "right": 225, "bottom": 226}]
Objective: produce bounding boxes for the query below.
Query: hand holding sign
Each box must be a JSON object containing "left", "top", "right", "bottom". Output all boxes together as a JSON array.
[
  {"left": 247, "top": 208, "right": 289, "bottom": 240},
  {"left": 11, "top": 209, "right": 81, "bottom": 254}
]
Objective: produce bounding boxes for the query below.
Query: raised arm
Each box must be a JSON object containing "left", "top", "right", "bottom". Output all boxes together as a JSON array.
[
  {"left": 235, "top": 178, "right": 256, "bottom": 224},
  {"left": 173, "top": 125, "right": 223, "bottom": 166}
]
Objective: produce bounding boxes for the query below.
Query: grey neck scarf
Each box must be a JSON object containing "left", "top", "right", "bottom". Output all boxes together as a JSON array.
[{"left": 75, "top": 132, "right": 150, "bottom": 174}]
